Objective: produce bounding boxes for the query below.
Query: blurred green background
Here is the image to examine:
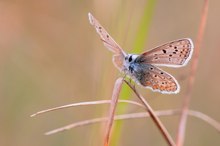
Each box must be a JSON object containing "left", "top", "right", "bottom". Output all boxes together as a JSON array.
[{"left": 0, "top": 0, "right": 219, "bottom": 146}]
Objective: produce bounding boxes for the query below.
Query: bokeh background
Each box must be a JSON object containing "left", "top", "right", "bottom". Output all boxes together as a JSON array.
[{"left": 0, "top": 0, "right": 219, "bottom": 146}]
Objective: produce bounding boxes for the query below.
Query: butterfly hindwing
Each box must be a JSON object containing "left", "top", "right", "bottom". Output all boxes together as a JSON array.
[{"left": 132, "top": 64, "right": 180, "bottom": 94}]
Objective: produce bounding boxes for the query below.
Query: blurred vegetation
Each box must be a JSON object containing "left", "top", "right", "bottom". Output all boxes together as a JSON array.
[
  {"left": 0, "top": 1, "right": 220, "bottom": 146},
  {"left": 111, "top": 1, "right": 156, "bottom": 145}
]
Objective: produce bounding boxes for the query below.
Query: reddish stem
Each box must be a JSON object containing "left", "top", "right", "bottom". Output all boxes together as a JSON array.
[{"left": 176, "top": 1, "right": 209, "bottom": 146}]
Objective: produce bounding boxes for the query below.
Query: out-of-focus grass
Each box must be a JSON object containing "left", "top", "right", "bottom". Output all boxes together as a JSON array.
[
  {"left": 176, "top": 1, "right": 209, "bottom": 146},
  {"left": 110, "top": 0, "right": 157, "bottom": 145}
]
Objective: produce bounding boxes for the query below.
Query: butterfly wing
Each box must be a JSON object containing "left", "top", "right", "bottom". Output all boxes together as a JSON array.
[
  {"left": 136, "top": 38, "right": 194, "bottom": 67},
  {"left": 132, "top": 64, "right": 180, "bottom": 94},
  {"left": 88, "top": 13, "right": 126, "bottom": 70}
]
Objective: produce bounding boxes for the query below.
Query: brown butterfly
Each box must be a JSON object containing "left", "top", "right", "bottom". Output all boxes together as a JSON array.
[{"left": 88, "top": 13, "right": 193, "bottom": 94}]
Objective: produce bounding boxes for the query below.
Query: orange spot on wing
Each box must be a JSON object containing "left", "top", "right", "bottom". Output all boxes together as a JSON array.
[
  {"left": 153, "top": 85, "right": 159, "bottom": 90},
  {"left": 160, "top": 86, "right": 165, "bottom": 91},
  {"left": 145, "top": 81, "right": 151, "bottom": 86}
]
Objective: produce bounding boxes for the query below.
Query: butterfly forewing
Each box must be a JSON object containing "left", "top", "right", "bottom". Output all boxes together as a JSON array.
[
  {"left": 88, "top": 13, "right": 124, "bottom": 54},
  {"left": 133, "top": 64, "right": 180, "bottom": 94},
  {"left": 88, "top": 13, "right": 125, "bottom": 70},
  {"left": 136, "top": 38, "right": 193, "bottom": 67}
]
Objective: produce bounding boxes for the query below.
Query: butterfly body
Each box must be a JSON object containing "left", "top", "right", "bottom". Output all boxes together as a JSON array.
[
  {"left": 123, "top": 54, "right": 180, "bottom": 94},
  {"left": 88, "top": 13, "right": 193, "bottom": 94}
]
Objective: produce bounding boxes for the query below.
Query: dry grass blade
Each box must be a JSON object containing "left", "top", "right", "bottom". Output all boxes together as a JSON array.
[
  {"left": 187, "top": 110, "right": 220, "bottom": 132},
  {"left": 45, "top": 109, "right": 220, "bottom": 135},
  {"left": 45, "top": 117, "right": 108, "bottom": 135},
  {"left": 104, "top": 77, "right": 123, "bottom": 146},
  {"left": 30, "top": 100, "right": 143, "bottom": 117},
  {"left": 124, "top": 80, "right": 176, "bottom": 146},
  {"left": 176, "top": 0, "right": 209, "bottom": 146}
]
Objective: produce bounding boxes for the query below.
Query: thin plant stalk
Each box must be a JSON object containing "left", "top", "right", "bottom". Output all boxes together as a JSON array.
[
  {"left": 176, "top": 0, "right": 209, "bottom": 146},
  {"left": 104, "top": 77, "right": 123, "bottom": 146},
  {"left": 45, "top": 109, "right": 220, "bottom": 135},
  {"left": 124, "top": 80, "right": 176, "bottom": 146},
  {"left": 30, "top": 100, "right": 143, "bottom": 117}
]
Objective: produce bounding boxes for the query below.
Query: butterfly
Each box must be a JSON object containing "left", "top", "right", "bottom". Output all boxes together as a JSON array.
[{"left": 88, "top": 13, "right": 194, "bottom": 94}]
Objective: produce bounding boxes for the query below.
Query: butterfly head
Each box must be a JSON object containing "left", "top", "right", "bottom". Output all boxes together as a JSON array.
[
  {"left": 124, "top": 54, "right": 139, "bottom": 73},
  {"left": 124, "top": 54, "right": 138, "bottom": 63}
]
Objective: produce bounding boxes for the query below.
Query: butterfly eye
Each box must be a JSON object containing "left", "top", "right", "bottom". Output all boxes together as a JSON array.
[{"left": 128, "top": 55, "right": 133, "bottom": 62}]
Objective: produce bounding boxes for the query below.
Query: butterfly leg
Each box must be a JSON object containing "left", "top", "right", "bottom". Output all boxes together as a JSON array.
[
  {"left": 133, "top": 83, "right": 136, "bottom": 90},
  {"left": 129, "top": 77, "right": 132, "bottom": 84},
  {"left": 122, "top": 74, "right": 127, "bottom": 80},
  {"left": 127, "top": 76, "right": 136, "bottom": 90},
  {"left": 122, "top": 74, "right": 136, "bottom": 90}
]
